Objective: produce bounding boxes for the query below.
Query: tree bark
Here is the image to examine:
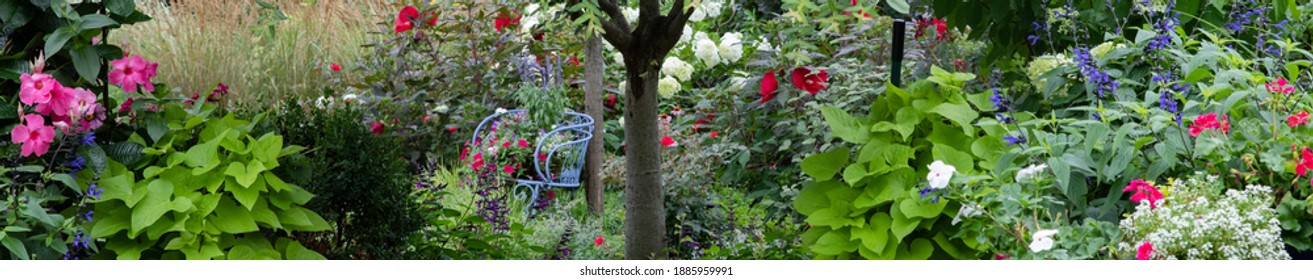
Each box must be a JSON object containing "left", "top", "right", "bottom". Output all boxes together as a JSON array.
[
  {"left": 622, "top": 58, "right": 664, "bottom": 260},
  {"left": 584, "top": 36, "right": 605, "bottom": 214}
]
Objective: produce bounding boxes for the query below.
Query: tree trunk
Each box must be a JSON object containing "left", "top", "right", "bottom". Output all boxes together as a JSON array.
[
  {"left": 622, "top": 57, "right": 665, "bottom": 260},
  {"left": 584, "top": 36, "right": 605, "bottom": 214}
]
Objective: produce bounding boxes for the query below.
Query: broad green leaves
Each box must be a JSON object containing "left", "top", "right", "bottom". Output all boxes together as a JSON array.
[{"left": 801, "top": 147, "right": 850, "bottom": 180}]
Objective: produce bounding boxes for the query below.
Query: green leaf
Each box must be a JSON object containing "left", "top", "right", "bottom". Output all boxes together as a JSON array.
[
  {"left": 224, "top": 161, "right": 267, "bottom": 188},
  {"left": 899, "top": 197, "right": 947, "bottom": 219},
  {"left": 282, "top": 240, "right": 325, "bottom": 260},
  {"left": 211, "top": 197, "right": 258, "bottom": 234},
  {"left": 147, "top": 115, "right": 167, "bottom": 144},
  {"left": 898, "top": 238, "right": 934, "bottom": 260},
  {"left": 226, "top": 175, "right": 266, "bottom": 211},
  {"left": 928, "top": 102, "right": 978, "bottom": 135},
  {"left": 842, "top": 164, "right": 868, "bottom": 186},
  {"left": 249, "top": 200, "right": 281, "bottom": 229},
  {"left": 890, "top": 206, "right": 919, "bottom": 240},
  {"left": 252, "top": 133, "right": 283, "bottom": 165},
  {"left": 852, "top": 213, "right": 892, "bottom": 252},
  {"left": 802, "top": 147, "right": 850, "bottom": 181},
  {"left": 78, "top": 143, "right": 109, "bottom": 175},
  {"left": 886, "top": 0, "right": 910, "bottom": 14},
  {"left": 21, "top": 200, "right": 58, "bottom": 228},
  {"left": 1, "top": 235, "right": 29, "bottom": 260},
  {"left": 78, "top": 14, "right": 117, "bottom": 30},
  {"left": 794, "top": 181, "right": 839, "bottom": 215},
  {"left": 90, "top": 207, "right": 131, "bottom": 238},
  {"left": 105, "top": 0, "right": 136, "bottom": 16},
  {"left": 43, "top": 26, "right": 75, "bottom": 59},
  {"left": 70, "top": 44, "right": 101, "bottom": 84},
  {"left": 106, "top": 141, "right": 145, "bottom": 166},
  {"left": 805, "top": 206, "right": 854, "bottom": 228},
  {"left": 932, "top": 144, "right": 974, "bottom": 175},
  {"left": 280, "top": 207, "right": 331, "bottom": 232},
  {"left": 820, "top": 106, "right": 869, "bottom": 144},
  {"left": 810, "top": 228, "right": 856, "bottom": 255},
  {"left": 130, "top": 179, "right": 174, "bottom": 237}
]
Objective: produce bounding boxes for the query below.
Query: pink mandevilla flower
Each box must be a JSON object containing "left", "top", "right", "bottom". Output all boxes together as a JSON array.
[
  {"left": 19, "top": 73, "right": 59, "bottom": 105},
  {"left": 108, "top": 55, "right": 159, "bottom": 93},
  {"left": 1123, "top": 179, "right": 1164, "bottom": 209},
  {"left": 11, "top": 114, "right": 56, "bottom": 157},
  {"left": 35, "top": 84, "right": 77, "bottom": 122}
]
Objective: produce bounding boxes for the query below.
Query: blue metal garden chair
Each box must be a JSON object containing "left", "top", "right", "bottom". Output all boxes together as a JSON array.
[{"left": 471, "top": 109, "right": 594, "bottom": 215}]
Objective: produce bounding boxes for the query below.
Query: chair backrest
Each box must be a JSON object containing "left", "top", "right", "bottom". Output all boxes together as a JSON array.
[{"left": 470, "top": 109, "right": 594, "bottom": 187}]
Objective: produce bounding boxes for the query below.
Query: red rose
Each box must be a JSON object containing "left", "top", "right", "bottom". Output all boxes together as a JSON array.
[
  {"left": 494, "top": 13, "right": 521, "bottom": 32},
  {"left": 760, "top": 70, "right": 779, "bottom": 104},
  {"left": 791, "top": 67, "right": 829, "bottom": 95},
  {"left": 370, "top": 121, "right": 386, "bottom": 135},
  {"left": 394, "top": 6, "right": 419, "bottom": 33}
]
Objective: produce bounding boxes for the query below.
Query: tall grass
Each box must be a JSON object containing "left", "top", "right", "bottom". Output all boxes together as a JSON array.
[{"left": 115, "top": 0, "right": 391, "bottom": 111}]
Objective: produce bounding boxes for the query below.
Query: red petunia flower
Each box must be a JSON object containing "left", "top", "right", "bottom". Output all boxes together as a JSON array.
[
  {"left": 710, "top": 131, "right": 718, "bottom": 138},
  {"left": 568, "top": 55, "right": 581, "bottom": 67},
  {"left": 1289, "top": 111, "right": 1309, "bottom": 128},
  {"left": 538, "top": 153, "right": 548, "bottom": 162},
  {"left": 518, "top": 139, "right": 530, "bottom": 148},
  {"left": 503, "top": 140, "right": 512, "bottom": 148},
  {"left": 370, "top": 121, "right": 386, "bottom": 135},
  {"left": 791, "top": 67, "right": 829, "bottom": 95},
  {"left": 760, "top": 70, "right": 779, "bottom": 104},
  {"left": 503, "top": 164, "right": 516, "bottom": 174},
  {"left": 1297, "top": 148, "right": 1313, "bottom": 176},
  {"left": 394, "top": 6, "right": 420, "bottom": 33},
  {"left": 1123, "top": 179, "right": 1164, "bottom": 209}
]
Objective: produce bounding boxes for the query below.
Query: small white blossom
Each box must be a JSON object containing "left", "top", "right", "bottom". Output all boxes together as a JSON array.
[
  {"left": 952, "top": 203, "right": 983, "bottom": 225},
  {"left": 1015, "top": 163, "right": 1049, "bottom": 182},
  {"left": 926, "top": 160, "right": 956, "bottom": 190},
  {"left": 1029, "top": 229, "right": 1059, "bottom": 253},
  {"left": 315, "top": 96, "right": 335, "bottom": 109},
  {"left": 435, "top": 105, "right": 450, "bottom": 114},
  {"left": 495, "top": 108, "right": 508, "bottom": 114},
  {"left": 342, "top": 94, "right": 364, "bottom": 105}
]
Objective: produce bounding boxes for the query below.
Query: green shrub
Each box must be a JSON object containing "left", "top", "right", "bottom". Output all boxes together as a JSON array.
[{"left": 263, "top": 100, "right": 422, "bottom": 259}]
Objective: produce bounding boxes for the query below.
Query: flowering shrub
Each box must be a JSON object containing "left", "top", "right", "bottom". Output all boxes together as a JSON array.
[{"left": 1118, "top": 176, "right": 1289, "bottom": 260}]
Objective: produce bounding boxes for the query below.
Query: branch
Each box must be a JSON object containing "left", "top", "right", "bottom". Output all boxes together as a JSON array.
[
  {"left": 596, "top": 0, "right": 631, "bottom": 33},
  {"left": 664, "top": 0, "right": 692, "bottom": 36},
  {"left": 597, "top": 0, "right": 632, "bottom": 50},
  {"left": 638, "top": 0, "right": 660, "bottom": 26}
]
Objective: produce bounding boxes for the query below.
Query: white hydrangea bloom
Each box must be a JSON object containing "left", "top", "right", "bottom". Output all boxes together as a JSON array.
[
  {"left": 679, "top": 25, "right": 693, "bottom": 45},
  {"left": 926, "top": 160, "right": 956, "bottom": 190},
  {"left": 623, "top": 7, "right": 639, "bottom": 25},
  {"left": 718, "top": 32, "right": 744, "bottom": 63},
  {"left": 693, "top": 32, "right": 721, "bottom": 68},
  {"left": 1015, "top": 163, "right": 1049, "bottom": 182},
  {"left": 658, "top": 76, "right": 681, "bottom": 98},
  {"left": 1030, "top": 229, "right": 1059, "bottom": 252},
  {"left": 702, "top": 0, "right": 723, "bottom": 18},
  {"left": 689, "top": 8, "right": 706, "bottom": 22},
  {"left": 661, "top": 57, "right": 694, "bottom": 82},
  {"left": 613, "top": 51, "right": 625, "bottom": 66},
  {"left": 728, "top": 77, "right": 748, "bottom": 89}
]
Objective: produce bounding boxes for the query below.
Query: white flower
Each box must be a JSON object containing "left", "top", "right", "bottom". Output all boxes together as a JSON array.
[
  {"left": 926, "top": 160, "right": 956, "bottom": 190},
  {"left": 658, "top": 76, "right": 681, "bottom": 98},
  {"left": 679, "top": 25, "right": 693, "bottom": 45},
  {"left": 661, "top": 57, "right": 694, "bottom": 82},
  {"left": 702, "top": 0, "right": 723, "bottom": 18},
  {"left": 435, "top": 105, "right": 450, "bottom": 114},
  {"left": 623, "top": 8, "right": 639, "bottom": 25},
  {"left": 619, "top": 81, "right": 628, "bottom": 94},
  {"left": 1029, "top": 229, "right": 1059, "bottom": 253},
  {"left": 757, "top": 37, "right": 777, "bottom": 52},
  {"left": 693, "top": 32, "right": 721, "bottom": 67},
  {"left": 952, "top": 203, "right": 983, "bottom": 225},
  {"left": 315, "top": 96, "right": 335, "bottom": 109},
  {"left": 689, "top": 8, "right": 706, "bottom": 22},
  {"left": 618, "top": 117, "right": 625, "bottom": 126},
  {"left": 729, "top": 77, "right": 748, "bottom": 89},
  {"left": 613, "top": 52, "right": 625, "bottom": 66},
  {"left": 495, "top": 108, "right": 508, "bottom": 114},
  {"left": 718, "top": 32, "right": 744, "bottom": 63},
  {"left": 1015, "top": 163, "right": 1049, "bottom": 182}
]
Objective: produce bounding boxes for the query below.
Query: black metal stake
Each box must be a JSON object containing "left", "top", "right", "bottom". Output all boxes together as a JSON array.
[{"left": 891, "top": 19, "right": 906, "bottom": 87}]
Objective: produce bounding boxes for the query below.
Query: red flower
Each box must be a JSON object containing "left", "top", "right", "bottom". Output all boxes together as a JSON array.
[
  {"left": 394, "top": 6, "right": 419, "bottom": 33},
  {"left": 993, "top": 254, "right": 1010, "bottom": 260},
  {"left": 537, "top": 153, "right": 548, "bottom": 162},
  {"left": 503, "top": 164, "right": 516, "bottom": 174},
  {"left": 370, "top": 121, "right": 386, "bottom": 135},
  {"left": 605, "top": 93, "right": 618, "bottom": 109},
  {"left": 841, "top": 0, "right": 872, "bottom": 18},
  {"left": 1289, "top": 111, "right": 1309, "bottom": 128},
  {"left": 546, "top": 190, "right": 556, "bottom": 200},
  {"left": 932, "top": 18, "right": 949, "bottom": 41},
  {"left": 661, "top": 136, "right": 678, "bottom": 148},
  {"left": 1123, "top": 179, "right": 1164, "bottom": 209},
  {"left": 330, "top": 63, "right": 342, "bottom": 72},
  {"left": 595, "top": 236, "right": 604, "bottom": 246},
  {"left": 710, "top": 131, "right": 718, "bottom": 138},
  {"left": 117, "top": 97, "right": 132, "bottom": 112},
  {"left": 1188, "top": 113, "right": 1220, "bottom": 137},
  {"left": 791, "top": 67, "right": 829, "bottom": 95},
  {"left": 446, "top": 127, "right": 459, "bottom": 133},
  {"left": 460, "top": 147, "right": 469, "bottom": 161},
  {"left": 471, "top": 153, "right": 485, "bottom": 171},
  {"left": 503, "top": 140, "right": 512, "bottom": 148},
  {"left": 423, "top": 11, "right": 438, "bottom": 26},
  {"left": 760, "top": 70, "right": 779, "bottom": 104},
  {"left": 568, "top": 55, "right": 581, "bottom": 67},
  {"left": 1297, "top": 148, "right": 1313, "bottom": 176},
  {"left": 1137, "top": 242, "right": 1154, "bottom": 260},
  {"left": 518, "top": 139, "right": 530, "bottom": 148},
  {"left": 494, "top": 13, "right": 521, "bottom": 32}
]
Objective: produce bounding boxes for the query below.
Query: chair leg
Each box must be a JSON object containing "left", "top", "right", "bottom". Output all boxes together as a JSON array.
[{"left": 524, "top": 185, "right": 541, "bottom": 218}]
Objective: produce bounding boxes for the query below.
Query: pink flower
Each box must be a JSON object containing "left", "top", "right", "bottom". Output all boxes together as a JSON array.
[
  {"left": 19, "top": 73, "right": 59, "bottom": 105},
  {"left": 1289, "top": 111, "right": 1309, "bottom": 128},
  {"left": 35, "top": 85, "right": 76, "bottom": 119},
  {"left": 10, "top": 114, "right": 55, "bottom": 157},
  {"left": 502, "top": 140, "right": 512, "bottom": 148},
  {"left": 471, "top": 153, "right": 485, "bottom": 171},
  {"left": 1136, "top": 242, "right": 1154, "bottom": 260},
  {"left": 661, "top": 136, "right": 678, "bottom": 148},
  {"left": 67, "top": 87, "right": 102, "bottom": 131},
  {"left": 518, "top": 139, "right": 530, "bottom": 148},
  {"left": 118, "top": 98, "right": 134, "bottom": 113},
  {"left": 78, "top": 104, "right": 106, "bottom": 132},
  {"left": 993, "top": 254, "right": 1010, "bottom": 260},
  {"left": 760, "top": 70, "right": 779, "bottom": 104},
  {"left": 1267, "top": 77, "right": 1295, "bottom": 95},
  {"left": 537, "top": 153, "right": 547, "bottom": 162},
  {"left": 503, "top": 164, "right": 516, "bottom": 174},
  {"left": 1189, "top": 113, "right": 1221, "bottom": 137},
  {"left": 446, "top": 127, "right": 459, "bottom": 133},
  {"left": 370, "top": 121, "right": 386, "bottom": 135},
  {"left": 710, "top": 131, "right": 718, "bottom": 138},
  {"left": 108, "top": 55, "right": 158, "bottom": 93},
  {"left": 1123, "top": 179, "right": 1164, "bottom": 209},
  {"left": 395, "top": 6, "right": 419, "bottom": 33}
]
